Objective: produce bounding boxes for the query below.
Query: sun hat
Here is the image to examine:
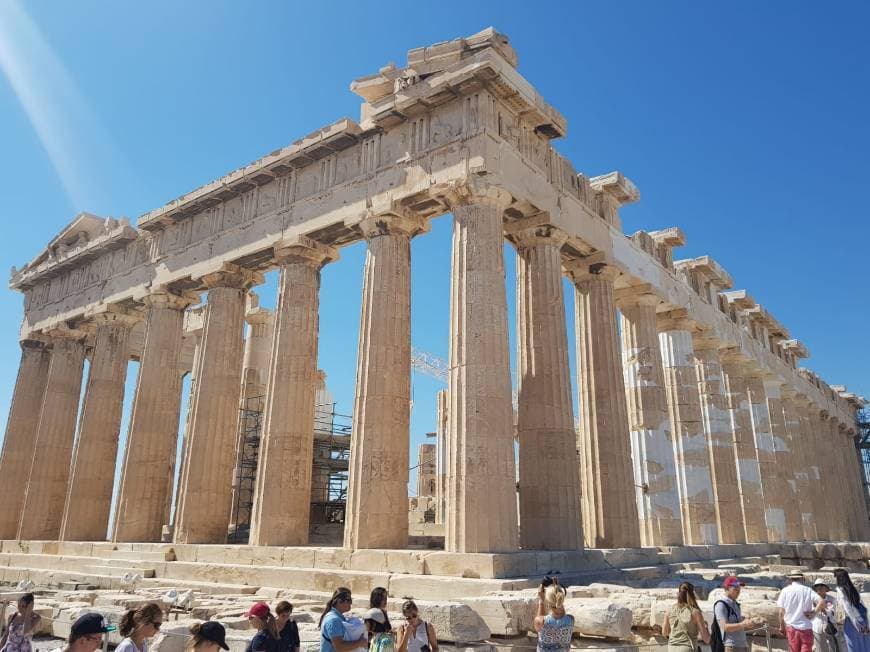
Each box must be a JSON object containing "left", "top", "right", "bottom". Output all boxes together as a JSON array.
[
  {"left": 363, "top": 608, "right": 386, "bottom": 624},
  {"left": 813, "top": 578, "right": 830, "bottom": 589}
]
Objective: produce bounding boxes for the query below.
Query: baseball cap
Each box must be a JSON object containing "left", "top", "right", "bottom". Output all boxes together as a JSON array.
[
  {"left": 199, "top": 621, "right": 229, "bottom": 651},
  {"left": 363, "top": 608, "right": 386, "bottom": 625},
  {"left": 245, "top": 602, "right": 271, "bottom": 619},
  {"left": 71, "top": 612, "right": 116, "bottom": 637},
  {"left": 723, "top": 576, "right": 746, "bottom": 588}
]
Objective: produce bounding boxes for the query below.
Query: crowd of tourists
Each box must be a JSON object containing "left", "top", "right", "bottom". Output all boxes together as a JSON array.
[{"left": 2, "top": 569, "right": 870, "bottom": 652}]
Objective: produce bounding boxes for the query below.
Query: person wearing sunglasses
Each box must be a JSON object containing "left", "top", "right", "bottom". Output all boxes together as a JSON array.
[
  {"left": 116, "top": 603, "right": 164, "bottom": 652},
  {"left": 50, "top": 612, "right": 116, "bottom": 652},
  {"left": 396, "top": 601, "right": 437, "bottom": 652},
  {"left": 319, "top": 588, "right": 366, "bottom": 652}
]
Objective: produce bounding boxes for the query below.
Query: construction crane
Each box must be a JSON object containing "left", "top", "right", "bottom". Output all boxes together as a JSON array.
[{"left": 411, "top": 347, "right": 448, "bottom": 384}]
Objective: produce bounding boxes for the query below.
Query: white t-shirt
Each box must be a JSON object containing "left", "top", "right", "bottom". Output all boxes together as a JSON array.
[{"left": 777, "top": 582, "right": 817, "bottom": 630}]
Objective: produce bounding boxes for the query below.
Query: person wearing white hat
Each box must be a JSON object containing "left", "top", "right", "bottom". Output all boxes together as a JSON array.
[
  {"left": 813, "top": 579, "right": 844, "bottom": 652},
  {"left": 363, "top": 608, "right": 394, "bottom": 652}
]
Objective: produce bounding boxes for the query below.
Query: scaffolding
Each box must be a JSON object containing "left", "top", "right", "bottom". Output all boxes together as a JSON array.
[
  {"left": 857, "top": 408, "right": 870, "bottom": 513},
  {"left": 228, "top": 396, "right": 351, "bottom": 543}
]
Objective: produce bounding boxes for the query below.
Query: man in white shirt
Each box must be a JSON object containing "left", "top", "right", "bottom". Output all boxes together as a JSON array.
[{"left": 778, "top": 573, "right": 824, "bottom": 652}]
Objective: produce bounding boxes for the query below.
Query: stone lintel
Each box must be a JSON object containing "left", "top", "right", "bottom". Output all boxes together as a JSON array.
[
  {"left": 692, "top": 333, "right": 724, "bottom": 351},
  {"left": 655, "top": 308, "right": 698, "bottom": 333},
  {"left": 613, "top": 284, "right": 660, "bottom": 308},
  {"left": 721, "top": 289, "right": 756, "bottom": 311},
  {"left": 673, "top": 255, "right": 734, "bottom": 291},
  {"left": 273, "top": 236, "right": 339, "bottom": 269}
]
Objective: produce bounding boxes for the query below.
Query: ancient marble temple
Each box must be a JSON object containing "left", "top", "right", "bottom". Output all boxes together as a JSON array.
[{"left": 1, "top": 28, "right": 866, "bottom": 555}]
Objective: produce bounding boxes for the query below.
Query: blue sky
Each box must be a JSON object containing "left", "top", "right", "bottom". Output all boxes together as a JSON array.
[{"left": 1, "top": 1, "right": 868, "bottom": 510}]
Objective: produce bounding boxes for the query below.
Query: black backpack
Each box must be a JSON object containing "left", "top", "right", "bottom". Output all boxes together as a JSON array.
[{"left": 710, "top": 600, "right": 736, "bottom": 652}]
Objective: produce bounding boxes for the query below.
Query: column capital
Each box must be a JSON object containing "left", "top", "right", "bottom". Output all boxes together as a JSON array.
[
  {"left": 199, "top": 262, "right": 264, "bottom": 290},
  {"left": 719, "top": 346, "right": 750, "bottom": 368},
  {"left": 44, "top": 325, "right": 89, "bottom": 343},
  {"left": 86, "top": 305, "right": 143, "bottom": 329},
  {"left": 692, "top": 333, "right": 723, "bottom": 351},
  {"left": 565, "top": 255, "right": 621, "bottom": 285},
  {"left": 504, "top": 214, "right": 568, "bottom": 250},
  {"left": 273, "top": 235, "right": 339, "bottom": 269},
  {"left": 614, "top": 284, "right": 661, "bottom": 309},
  {"left": 142, "top": 288, "right": 198, "bottom": 311},
  {"left": 357, "top": 211, "right": 429, "bottom": 240},
  {"left": 19, "top": 334, "right": 50, "bottom": 350},
  {"left": 440, "top": 179, "right": 513, "bottom": 212},
  {"left": 656, "top": 308, "right": 699, "bottom": 333}
]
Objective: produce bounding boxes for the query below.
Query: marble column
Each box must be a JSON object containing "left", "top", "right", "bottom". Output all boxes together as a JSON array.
[
  {"left": 435, "top": 389, "right": 448, "bottom": 526},
  {"left": 113, "top": 290, "right": 194, "bottom": 542},
  {"left": 617, "top": 291, "right": 682, "bottom": 547},
  {"left": 570, "top": 261, "right": 640, "bottom": 549},
  {"left": 512, "top": 224, "right": 583, "bottom": 551},
  {"left": 766, "top": 380, "right": 801, "bottom": 541},
  {"left": 813, "top": 411, "right": 837, "bottom": 540},
  {"left": 658, "top": 315, "right": 718, "bottom": 545},
  {"left": 248, "top": 240, "right": 335, "bottom": 546},
  {"left": 838, "top": 423, "right": 867, "bottom": 541},
  {"left": 745, "top": 375, "right": 787, "bottom": 542},
  {"left": 445, "top": 184, "right": 519, "bottom": 553},
  {"left": 720, "top": 356, "right": 767, "bottom": 543},
  {"left": 228, "top": 303, "right": 275, "bottom": 538},
  {"left": 795, "top": 401, "right": 821, "bottom": 541},
  {"left": 343, "top": 214, "right": 423, "bottom": 550},
  {"left": 18, "top": 330, "right": 87, "bottom": 540},
  {"left": 694, "top": 339, "right": 744, "bottom": 543},
  {"left": 61, "top": 311, "right": 138, "bottom": 541},
  {"left": 780, "top": 392, "right": 811, "bottom": 541},
  {"left": 0, "top": 339, "right": 50, "bottom": 538},
  {"left": 174, "top": 264, "right": 261, "bottom": 544},
  {"left": 823, "top": 416, "right": 849, "bottom": 541}
]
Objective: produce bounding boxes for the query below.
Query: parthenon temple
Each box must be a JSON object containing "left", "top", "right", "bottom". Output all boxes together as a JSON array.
[{"left": 0, "top": 28, "right": 867, "bottom": 588}]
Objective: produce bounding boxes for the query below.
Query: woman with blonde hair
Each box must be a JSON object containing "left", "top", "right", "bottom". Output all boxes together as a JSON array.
[
  {"left": 533, "top": 579, "right": 573, "bottom": 652},
  {"left": 184, "top": 622, "right": 229, "bottom": 652},
  {"left": 245, "top": 602, "right": 280, "bottom": 652},
  {"left": 116, "top": 602, "right": 164, "bottom": 652},
  {"left": 662, "top": 582, "right": 710, "bottom": 652}
]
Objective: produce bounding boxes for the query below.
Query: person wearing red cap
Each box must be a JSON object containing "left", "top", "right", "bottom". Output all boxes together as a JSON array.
[
  {"left": 245, "top": 602, "right": 280, "bottom": 652},
  {"left": 713, "top": 577, "right": 763, "bottom": 652}
]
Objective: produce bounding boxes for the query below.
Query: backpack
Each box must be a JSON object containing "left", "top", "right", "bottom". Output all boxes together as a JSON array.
[{"left": 710, "top": 600, "right": 736, "bottom": 652}]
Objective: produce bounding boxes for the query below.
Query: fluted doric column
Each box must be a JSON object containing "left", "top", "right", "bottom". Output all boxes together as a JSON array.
[
  {"left": 510, "top": 222, "right": 582, "bottom": 551},
  {"left": 113, "top": 290, "right": 194, "bottom": 542},
  {"left": 813, "top": 411, "right": 837, "bottom": 540},
  {"left": 793, "top": 400, "right": 820, "bottom": 541},
  {"left": 445, "top": 184, "right": 519, "bottom": 553},
  {"left": 19, "top": 329, "right": 87, "bottom": 540},
  {"left": 0, "top": 338, "right": 50, "bottom": 538},
  {"left": 343, "top": 213, "right": 424, "bottom": 550},
  {"left": 658, "top": 314, "right": 718, "bottom": 545},
  {"left": 720, "top": 355, "right": 767, "bottom": 543},
  {"left": 693, "top": 339, "right": 744, "bottom": 543},
  {"left": 570, "top": 260, "right": 640, "bottom": 549},
  {"left": 780, "top": 391, "right": 810, "bottom": 541},
  {"left": 174, "top": 264, "right": 262, "bottom": 544},
  {"left": 249, "top": 239, "right": 336, "bottom": 546},
  {"left": 61, "top": 310, "right": 138, "bottom": 541},
  {"left": 435, "top": 389, "right": 448, "bottom": 526},
  {"left": 763, "top": 379, "right": 801, "bottom": 541},
  {"left": 617, "top": 291, "right": 682, "bottom": 547},
  {"left": 837, "top": 422, "right": 868, "bottom": 541},
  {"left": 228, "top": 301, "right": 275, "bottom": 539},
  {"left": 745, "top": 375, "right": 787, "bottom": 542}
]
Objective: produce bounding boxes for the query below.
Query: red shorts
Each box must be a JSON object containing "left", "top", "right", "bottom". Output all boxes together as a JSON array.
[{"left": 786, "top": 626, "right": 813, "bottom": 652}]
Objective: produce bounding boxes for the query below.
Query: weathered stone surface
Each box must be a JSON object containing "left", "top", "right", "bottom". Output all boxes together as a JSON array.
[
  {"left": 563, "top": 598, "right": 633, "bottom": 640},
  {"left": 458, "top": 593, "right": 536, "bottom": 636}
]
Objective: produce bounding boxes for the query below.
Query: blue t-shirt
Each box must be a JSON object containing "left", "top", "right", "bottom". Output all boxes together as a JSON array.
[{"left": 321, "top": 608, "right": 346, "bottom": 652}]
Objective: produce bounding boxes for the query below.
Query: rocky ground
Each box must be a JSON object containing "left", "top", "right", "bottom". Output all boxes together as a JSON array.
[{"left": 6, "top": 561, "right": 869, "bottom": 652}]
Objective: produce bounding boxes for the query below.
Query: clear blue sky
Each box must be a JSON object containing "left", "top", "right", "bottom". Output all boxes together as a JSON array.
[{"left": 1, "top": 1, "right": 868, "bottom": 507}]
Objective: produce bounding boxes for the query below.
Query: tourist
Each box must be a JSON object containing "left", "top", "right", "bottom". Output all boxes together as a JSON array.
[
  {"left": 397, "top": 600, "right": 438, "bottom": 652},
  {"left": 51, "top": 613, "right": 115, "bottom": 652},
  {"left": 813, "top": 579, "right": 844, "bottom": 652},
  {"left": 369, "top": 588, "right": 392, "bottom": 631},
  {"left": 276, "top": 601, "right": 300, "bottom": 652},
  {"left": 116, "top": 602, "right": 164, "bottom": 652},
  {"left": 713, "top": 577, "right": 764, "bottom": 652},
  {"left": 662, "top": 582, "right": 710, "bottom": 652},
  {"left": 185, "top": 622, "right": 229, "bottom": 652},
  {"left": 0, "top": 593, "right": 41, "bottom": 652},
  {"left": 363, "top": 608, "right": 395, "bottom": 652},
  {"left": 245, "top": 602, "right": 280, "bottom": 652},
  {"left": 319, "top": 588, "right": 366, "bottom": 652},
  {"left": 533, "top": 579, "right": 573, "bottom": 652},
  {"left": 835, "top": 568, "right": 870, "bottom": 652},
  {"left": 777, "top": 572, "right": 819, "bottom": 652}
]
